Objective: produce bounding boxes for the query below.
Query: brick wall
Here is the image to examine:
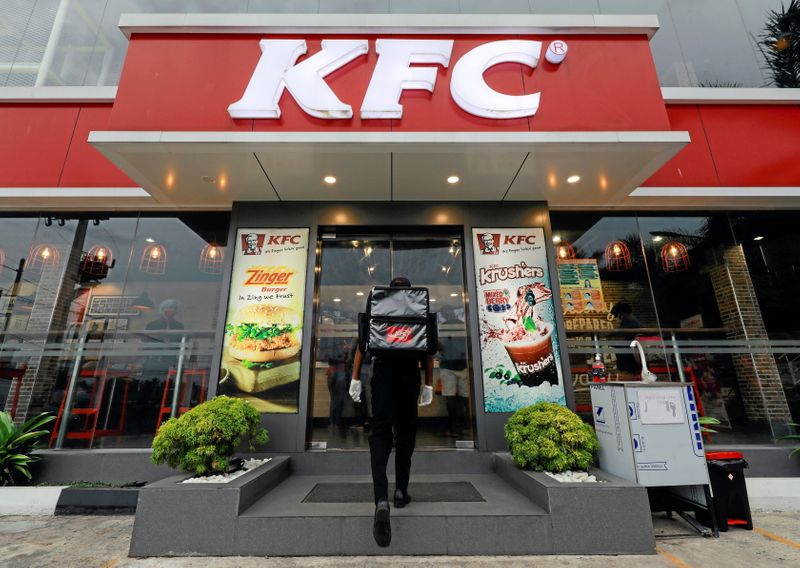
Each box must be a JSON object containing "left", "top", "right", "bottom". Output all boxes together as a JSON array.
[
  {"left": 709, "top": 245, "right": 792, "bottom": 424},
  {"left": 9, "top": 221, "right": 86, "bottom": 426}
]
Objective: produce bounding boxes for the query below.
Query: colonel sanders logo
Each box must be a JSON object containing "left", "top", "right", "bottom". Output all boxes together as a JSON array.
[
  {"left": 241, "top": 233, "right": 265, "bottom": 255},
  {"left": 477, "top": 233, "right": 500, "bottom": 255}
]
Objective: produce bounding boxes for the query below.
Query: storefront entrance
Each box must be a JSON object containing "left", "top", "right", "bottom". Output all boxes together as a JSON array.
[{"left": 309, "top": 229, "right": 474, "bottom": 449}]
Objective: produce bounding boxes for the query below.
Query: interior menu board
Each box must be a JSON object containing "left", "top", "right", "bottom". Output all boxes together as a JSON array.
[
  {"left": 473, "top": 228, "right": 566, "bottom": 413},
  {"left": 218, "top": 228, "right": 309, "bottom": 413},
  {"left": 557, "top": 259, "right": 606, "bottom": 314}
]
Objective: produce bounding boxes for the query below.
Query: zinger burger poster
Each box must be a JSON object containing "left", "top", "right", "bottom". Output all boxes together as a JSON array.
[{"left": 218, "top": 228, "right": 309, "bottom": 413}]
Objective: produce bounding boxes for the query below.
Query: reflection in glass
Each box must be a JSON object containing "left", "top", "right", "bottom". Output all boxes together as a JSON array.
[
  {"left": 0, "top": 213, "right": 229, "bottom": 448},
  {"left": 311, "top": 232, "right": 473, "bottom": 449},
  {"left": 553, "top": 212, "right": 790, "bottom": 445}
]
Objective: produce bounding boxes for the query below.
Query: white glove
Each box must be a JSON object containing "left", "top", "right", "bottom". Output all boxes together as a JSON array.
[
  {"left": 349, "top": 379, "right": 362, "bottom": 403},
  {"left": 418, "top": 385, "right": 433, "bottom": 407}
]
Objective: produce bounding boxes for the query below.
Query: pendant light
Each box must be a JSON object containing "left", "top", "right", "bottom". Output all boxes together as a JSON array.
[
  {"left": 130, "top": 291, "right": 155, "bottom": 311},
  {"left": 28, "top": 244, "right": 60, "bottom": 272},
  {"left": 604, "top": 240, "right": 633, "bottom": 271},
  {"left": 660, "top": 241, "right": 691, "bottom": 272},
  {"left": 556, "top": 242, "right": 576, "bottom": 260},
  {"left": 140, "top": 243, "right": 167, "bottom": 275},
  {"left": 199, "top": 243, "right": 224, "bottom": 274},
  {"left": 81, "top": 245, "right": 114, "bottom": 277}
]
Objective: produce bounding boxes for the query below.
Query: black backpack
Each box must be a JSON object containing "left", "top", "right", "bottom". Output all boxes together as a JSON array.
[{"left": 358, "top": 286, "right": 438, "bottom": 355}]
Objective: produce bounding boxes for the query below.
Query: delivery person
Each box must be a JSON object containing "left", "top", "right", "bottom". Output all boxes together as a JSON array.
[{"left": 349, "top": 276, "right": 434, "bottom": 548}]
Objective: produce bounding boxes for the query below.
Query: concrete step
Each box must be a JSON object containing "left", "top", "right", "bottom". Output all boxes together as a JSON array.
[
  {"left": 278, "top": 448, "right": 496, "bottom": 475},
  {"left": 236, "top": 473, "right": 551, "bottom": 555}
]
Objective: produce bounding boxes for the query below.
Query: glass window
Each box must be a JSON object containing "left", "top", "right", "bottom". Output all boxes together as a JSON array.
[
  {"left": 553, "top": 211, "right": 791, "bottom": 445},
  {"left": 735, "top": 0, "right": 792, "bottom": 88},
  {"left": 599, "top": 0, "right": 691, "bottom": 87},
  {"left": 667, "top": 0, "right": 765, "bottom": 87},
  {"left": 636, "top": 215, "right": 775, "bottom": 443},
  {"left": 729, "top": 213, "right": 800, "bottom": 430},
  {"left": 310, "top": 231, "right": 472, "bottom": 450},
  {"left": 0, "top": 216, "right": 43, "bottom": 417},
  {"left": 550, "top": 214, "right": 662, "bottom": 415},
  {"left": 1, "top": 213, "right": 229, "bottom": 449}
]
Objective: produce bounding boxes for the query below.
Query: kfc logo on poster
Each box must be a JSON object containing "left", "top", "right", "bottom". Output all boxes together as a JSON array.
[
  {"left": 386, "top": 325, "right": 413, "bottom": 343},
  {"left": 477, "top": 233, "right": 500, "bottom": 255},
  {"left": 503, "top": 235, "right": 537, "bottom": 246},
  {"left": 241, "top": 233, "right": 265, "bottom": 255},
  {"left": 267, "top": 234, "right": 303, "bottom": 245}
]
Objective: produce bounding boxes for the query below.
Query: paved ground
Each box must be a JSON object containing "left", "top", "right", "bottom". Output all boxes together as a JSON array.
[{"left": 1, "top": 512, "right": 799, "bottom": 568}]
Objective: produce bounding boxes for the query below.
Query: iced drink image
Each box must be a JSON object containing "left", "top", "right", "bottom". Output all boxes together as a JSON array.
[
  {"left": 501, "top": 283, "right": 559, "bottom": 388},
  {"left": 502, "top": 328, "right": 559, "bottom": 387}
]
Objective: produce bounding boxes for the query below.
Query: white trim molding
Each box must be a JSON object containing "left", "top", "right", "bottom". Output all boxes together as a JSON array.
[
  {"left": 662, "top": 87, "right": 800, "bottom": 105},
  {"left": 89, "top": 129, "right": 689, "bottom": 146},
  {"left": 631, "top": 187, "right": 800, "bottom": 198},
  {"left": 0, "top": 187, "right": 149, "bottom": 198},
  {"left": 0, "top": 86, "right": 117, "bottom": 103},
  {"left": 118, "top": 13, "right": 659, "bottom": 39}
]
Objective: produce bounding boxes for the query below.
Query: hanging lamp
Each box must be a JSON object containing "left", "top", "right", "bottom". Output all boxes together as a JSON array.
[
  {"left": 28, "top": 244, "right": 60, "bottom": 272},
  {"left": 660, "top": 241, "right": 691, "bottom": 272},
  {"left": 140, "top": 243, "right": 167, "bottom": 274},
  {"left": 556, "top": 242, "right": 576, "bottom": 260},
  {"left": 81, "top": 245, "right": 114, "bottom": 277},
  {"left": 198, "top": 243, "right": 224, "bottom": 274},
  {"left": 604, "top": 240, "right": 633, "bottom": 271}
]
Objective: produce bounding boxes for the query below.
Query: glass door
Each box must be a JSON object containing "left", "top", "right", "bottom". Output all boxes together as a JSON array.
[{"left": 310, "top": 230, "right": 473, "bottom": 450}]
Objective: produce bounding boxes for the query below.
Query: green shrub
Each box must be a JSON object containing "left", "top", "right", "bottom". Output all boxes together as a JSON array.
[
  {"left": 1, "top": 411, "right": 55, "bottom": 486},
  {"left": 151, "top": 396, "right": 268, "bottom": 476},
  {"left": 504, "top": 402, "right": 599, "bottom": 472}
]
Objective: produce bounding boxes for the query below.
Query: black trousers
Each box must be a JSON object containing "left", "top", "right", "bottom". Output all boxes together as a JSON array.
[{"left": 369, "top": 357, "right": 421, "bottom": 504}]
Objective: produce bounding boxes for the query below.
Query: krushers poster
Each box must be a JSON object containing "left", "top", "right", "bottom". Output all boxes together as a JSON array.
[
  {"left": 218, "top": 228, "right": 309, "bottom": 413},
  {"left": 472, "top": 228, "right": 567, "bottom": 412}
]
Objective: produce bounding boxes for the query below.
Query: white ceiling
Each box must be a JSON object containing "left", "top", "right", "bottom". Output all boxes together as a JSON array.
[{"left": 88, "top": 131, "right": 688, "bottom": 209}]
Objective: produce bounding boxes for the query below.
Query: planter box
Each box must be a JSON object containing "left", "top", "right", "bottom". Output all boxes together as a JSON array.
[
  {"left": 0, "top": 487, "right": 66, "bottom": 516},
  {"left": 129, "top": 456, "right": 290, "bottom": 557},
  {"left": 55, "top": 487, "right": 139, "bottom": 515},
  {"left": 494, "top": 453, "right": 655, "bottom": 554}
]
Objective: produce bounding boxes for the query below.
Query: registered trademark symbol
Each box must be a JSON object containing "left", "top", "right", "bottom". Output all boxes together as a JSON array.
[{"left": 545, "top": 40, "right": 568, "bottom": 64}]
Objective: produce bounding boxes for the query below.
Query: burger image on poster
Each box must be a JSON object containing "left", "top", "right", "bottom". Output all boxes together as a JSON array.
[{"left": 222, "top": 304, "right": 302, "bottom": 395}]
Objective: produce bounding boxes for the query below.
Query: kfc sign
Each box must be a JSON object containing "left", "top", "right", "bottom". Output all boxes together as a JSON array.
[
  {"left": 229, "top": 38, "right": 568, "bottom": 121},
  {"left": 386, "top": 325, "right": 414, "bottom": 344}
]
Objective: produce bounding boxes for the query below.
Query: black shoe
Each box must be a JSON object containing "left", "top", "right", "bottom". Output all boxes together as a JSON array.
[
  {"left": 394, "top": 489, "right": 411, "bottom": 509},
  {"left": 373, "top": 500, "right": 391, "bottom": 547}
]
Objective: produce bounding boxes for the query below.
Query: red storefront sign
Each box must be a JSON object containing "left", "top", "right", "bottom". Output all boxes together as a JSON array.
[{"left": 109, "top": 34, "right": 670, "bottom": 133}]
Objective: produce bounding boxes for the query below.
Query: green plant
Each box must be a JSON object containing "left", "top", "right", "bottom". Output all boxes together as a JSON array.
[
  {"left": 504, "top": 402, "right": 599, "bottom": 472},
  {"left": 0, "top": 411, "right": 55, "bottom": 486},
  {"left": 782, "top": 422, "right": 800, "bottom": 458},
  {"left": 151, "top": 396, "right": 268, "bottom": 476},
  {"left": 760, "top": 0, "right": 800, "bottom": 88},
  {"left": 699, "top": 416, "right": 721, "bottom": 434}
]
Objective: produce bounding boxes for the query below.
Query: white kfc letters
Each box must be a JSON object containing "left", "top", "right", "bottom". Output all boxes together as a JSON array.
[
  {"left": 360, "top": 39, "right": 453, "bottom": 119},
  {"left": 228, "top": 39, "right": 368, "bottom": 119},
  {"left": 228, "top": 38, "right": 567, "bottom": 120}
]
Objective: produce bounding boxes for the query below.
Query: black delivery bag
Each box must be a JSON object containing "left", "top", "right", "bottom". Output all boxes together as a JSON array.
[{"left": 358, "top": 286, "right": 438, "bottom": 355}]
